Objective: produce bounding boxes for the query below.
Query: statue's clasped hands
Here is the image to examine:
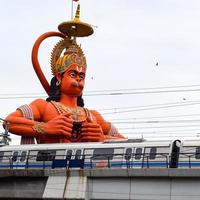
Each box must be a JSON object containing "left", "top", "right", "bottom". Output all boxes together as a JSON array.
[
  {"left": 80, "top": 117, "right": 105, "bottom": 142},
  {"left": 41, "top": 113, "right": 73, "bottom": 138},
  {"left": 35, "top": 113, "right": 105, "bottom": 142}
]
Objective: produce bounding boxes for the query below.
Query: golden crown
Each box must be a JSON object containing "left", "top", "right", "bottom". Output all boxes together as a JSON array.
[{"left": 50, "top": 39, "right": 87, "bottom": 75}]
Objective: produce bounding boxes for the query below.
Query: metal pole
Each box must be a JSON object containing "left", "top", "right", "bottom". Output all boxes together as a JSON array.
[{"left": 71, "top": 0, "right": 73, "bottom": 19}]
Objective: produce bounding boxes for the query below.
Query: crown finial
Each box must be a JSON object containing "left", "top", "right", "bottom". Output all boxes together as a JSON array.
[
  {"left": 74, "top": 4, "right": 80, "bottom": 22},
  {"left": 58, "top": 4, "right": 93, "bottom": 37}
]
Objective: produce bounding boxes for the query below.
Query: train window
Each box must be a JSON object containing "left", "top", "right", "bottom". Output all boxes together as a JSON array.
[
  {"left": 75, "top": 150, "right": 82, "bottom": 160},
  {"left": 195, "top": 147, "right": 200, "bottom": 159},
  {"left": 20, "top": 151, "right": 27, "bottom": 162},
  {"left": 12, "top": 151, "right": 19, "bottom": 162},
  {"left": 149, "top": 147, "right": 157, "bottom": 160},
  {"left": 125, "top": 148, "right": 132, "bottom": 160},
  {"left": 36, "top": 150, "right": 56, "bottom": 161},
  {"left": 135, "top": 148, "right": 142, "bottom": 160},
  {"left": 0, "top": 152, "right": 4, "bottom": 162},
  {"left": 66, "top": 150, "right": 73, "bottom": 160},
  {"left": 92, "top": 148, "right": 114, "bottom": 160}
]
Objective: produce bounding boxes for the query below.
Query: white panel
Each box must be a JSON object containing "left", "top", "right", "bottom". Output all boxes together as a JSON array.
[
  {"left": 171, "top": 179, "right": 200, "bottom": 200},
  {"left": 2, "top": 151, "right": 12, "bottom": 163},
  {"left": 55, "top": 149, "right": 65, "bottom": 159},
  {"left": 89, "top": 178, "right": 130, "bottom": 199},
  {"left": 131, "top": 178, "right": 170, "bottom": 200},
  {"left": 43, "top": 176, "right": 66, "bottom": 199},
  {"left": 64, "top": 175, "right": 87, "bottom": 199}
]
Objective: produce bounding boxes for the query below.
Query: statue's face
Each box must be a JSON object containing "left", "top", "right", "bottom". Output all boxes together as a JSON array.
[{"left": 60, "top": 64, "right": 86, "bottom": 96}]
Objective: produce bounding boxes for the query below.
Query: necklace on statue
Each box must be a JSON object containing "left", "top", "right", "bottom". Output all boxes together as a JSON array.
[{"left": 51, "top": 101, "right": 82, "bottom": 122}]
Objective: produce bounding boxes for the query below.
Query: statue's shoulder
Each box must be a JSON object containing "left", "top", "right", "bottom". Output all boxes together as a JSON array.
[
  {"left": 30, "top": 99, "right": 52, "bottom": 113},
  {"left": 29, "top": 99, "right": 53, "bottom": 119},
  {"left": 30, "top": 98, "right": 48, "bottom": 107},
  {"left": 88, "top": 109, "right": 105, "bottom": 122},
  {"left": 89, "top": 109, "right": 101, "bottom": 116}
]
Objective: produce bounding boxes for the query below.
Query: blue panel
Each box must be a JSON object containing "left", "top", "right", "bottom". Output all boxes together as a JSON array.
[
  {"left": 68, "top": 159, "right": 84, "bottom": 168},
  {"left": 52, "top": 159, "right": 67, "bottom": 168}
]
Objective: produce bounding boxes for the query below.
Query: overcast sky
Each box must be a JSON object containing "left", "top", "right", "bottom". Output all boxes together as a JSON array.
[{"left": 1, "top": 0, "right": 200, "bottom": 144}]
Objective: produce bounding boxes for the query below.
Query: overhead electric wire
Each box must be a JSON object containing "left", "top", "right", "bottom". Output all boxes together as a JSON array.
[
  {"left": 0, "top": 95, "right": 47, "bottom": 100},
  {"left": 123, "top": 128, "right": 200, "bottom": 134},
  {"left": 111, "top": 119, "right": 200, "bottom": 124},
  {"left": 102, "top": 102, "right": 200, "bottom": 115},
  {"left": 137, "top": 135, "right": 200, "bottom": 139},
  {"left": 1, "top": 83, "right": 200, "bottom": 99},
  {"left": 0, "top": 92, "right": 46, "bottom": 96},
  {"left": 129, "top": 133, "right": 199, "bottom": 137},
  {"left": 98, "top": 100, "right": 200, "bottom": 112},
  {"left": 118, "top": 124, "right": 200, "bottom": 130},
  {"left": 85, "top": 83, "right": 200, "bottom": 93},
  {"left": 98, "top": 100, "right": 200, "bottom": 111},
  {"left": 108, "top": 113, "right": 200, "bottom": 121},
  {"left": 85, "top": 88, "right": 200, "bottom": 96},
  {"left": 120, "top": 131, "right": 200, "bottom": 137}
]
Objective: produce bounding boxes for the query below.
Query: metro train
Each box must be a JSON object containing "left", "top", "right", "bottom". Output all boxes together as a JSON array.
[{"left": 0, "top": 138, "right": 199, "bottom": 169}]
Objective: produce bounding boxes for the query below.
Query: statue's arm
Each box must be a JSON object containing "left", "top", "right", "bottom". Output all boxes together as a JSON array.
[
  {"left": 90, "top": 110, "right": 125, "bottom": 140},
  {"left": 4, "top": 99, "right": 46, "bottom": 137},
  {"left": 4, "top": 99, "right": 73, "bottom": 138}
]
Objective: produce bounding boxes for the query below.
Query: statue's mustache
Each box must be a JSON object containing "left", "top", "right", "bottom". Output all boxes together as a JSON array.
[{"left": 71, "top": 81, "right": 84, "bottom": 89}]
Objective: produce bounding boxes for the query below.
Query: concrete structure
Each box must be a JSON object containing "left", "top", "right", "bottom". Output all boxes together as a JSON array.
[{"left": 0, "top": 168, "right": 200, "bottom": 199}]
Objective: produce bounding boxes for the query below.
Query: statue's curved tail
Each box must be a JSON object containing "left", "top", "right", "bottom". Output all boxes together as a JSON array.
[{"left": 31, "top": 32, "right": 66, "bottom": 95}]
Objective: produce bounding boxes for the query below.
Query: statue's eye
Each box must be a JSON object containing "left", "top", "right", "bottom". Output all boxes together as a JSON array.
[
  {"left": 79, "top": 74, "right": 85, "bottom": 80},
  {"left": 69, "top": 72, "right": 76, "bottom": 78}
]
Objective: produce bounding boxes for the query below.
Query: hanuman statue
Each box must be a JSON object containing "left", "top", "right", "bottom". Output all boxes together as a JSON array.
[{"left": 4, "top": 4, "right": 124, "bottom": 144}]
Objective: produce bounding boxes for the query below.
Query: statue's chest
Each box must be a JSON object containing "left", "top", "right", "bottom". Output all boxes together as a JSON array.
[{"left": 47, "top": 101, "right": 88, "bottom": 122}]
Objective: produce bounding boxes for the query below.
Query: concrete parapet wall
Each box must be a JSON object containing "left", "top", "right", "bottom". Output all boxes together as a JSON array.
[
  {"left": 1, "top": 168, "right": 200, "bottom": 178},
  {"left": 0, "top": 168, "right": 200, "bottom": 199}
]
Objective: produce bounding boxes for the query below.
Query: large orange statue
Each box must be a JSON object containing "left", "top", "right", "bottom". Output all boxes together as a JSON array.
[{"left": 4, "top": 4, "right": 124, "bottom": 144}]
